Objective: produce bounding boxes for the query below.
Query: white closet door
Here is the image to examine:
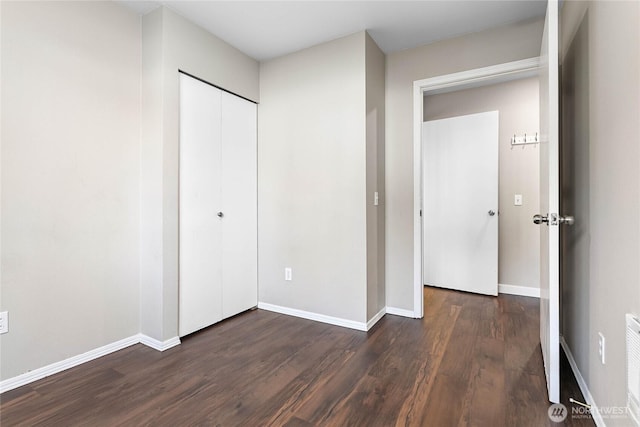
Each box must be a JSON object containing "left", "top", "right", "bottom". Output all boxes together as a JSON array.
[
  {"left": 221, "top": 92, "right": 258, "bottom": 318},
  {"left": 179, "top": 74, "right": 223, "bottom": 337}
]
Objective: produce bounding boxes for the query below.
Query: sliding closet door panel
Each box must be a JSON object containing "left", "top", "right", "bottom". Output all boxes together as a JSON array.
[
  {"left": 221, "top": 91, "right": 258, "bottom": 318},
  {"left": 179, "top": 74, "right": 223, "bottom": 337}
]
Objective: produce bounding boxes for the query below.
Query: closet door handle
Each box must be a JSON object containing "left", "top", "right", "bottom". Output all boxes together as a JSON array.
[{"left": 217, "top": 212, "right": 224, "bottom": 218}]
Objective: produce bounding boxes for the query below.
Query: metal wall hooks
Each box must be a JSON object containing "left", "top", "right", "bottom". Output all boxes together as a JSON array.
[{"left": 511, "top": 132, "right": 539, "bottom": 149}]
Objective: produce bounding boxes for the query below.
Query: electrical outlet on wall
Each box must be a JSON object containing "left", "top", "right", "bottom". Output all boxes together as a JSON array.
[
  {"left": 285, "top": 268, "right": 292, "bottom": 281},
  {"left": 0, "top": 311, "right": 8, "bottom": 334},
  {"left": 598, "top": 332, "right": 605, "bottom": 364}
]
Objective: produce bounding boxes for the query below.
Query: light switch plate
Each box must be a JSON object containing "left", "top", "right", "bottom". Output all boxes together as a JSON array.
[
  {"left": 514, "top": 194, "right": 523, "bottom": 206},
  {"left": 598, "top": 332, "right": 605, "bottom": 364}
]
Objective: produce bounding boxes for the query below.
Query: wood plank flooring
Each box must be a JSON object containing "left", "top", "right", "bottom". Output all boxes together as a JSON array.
[{"left": 1, "top": 287, "right": 594, "bottom": 426}]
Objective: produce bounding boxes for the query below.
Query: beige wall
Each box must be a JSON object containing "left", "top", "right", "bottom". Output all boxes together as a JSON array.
[
  {"left": 0, "top": 1, "right": 141, "bottom": 380},
  {"left": 6, "top": 5, "right": 639, "bottom": 413},
  {"left": 385, "top": 18, "right": 544, "bottom": 311},
  {"left": 258, "top": 32, "right": 371, "bottom": 323},
  {"left": 366, "top": 34, "right": 386, "bottom": 319},
  {"left": 423, "top": 78, "right": 540, "bottom": 289},
  {"left": 560, "top": 1, "right": 640, "bottom": 422},
  {"left": 140, "top": 7, "right": 259, "bottom": 341}
]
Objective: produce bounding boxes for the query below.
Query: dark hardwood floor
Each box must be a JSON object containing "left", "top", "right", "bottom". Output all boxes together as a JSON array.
[{"left": 1, "top": 287, "right": 594, "bottom": 426}]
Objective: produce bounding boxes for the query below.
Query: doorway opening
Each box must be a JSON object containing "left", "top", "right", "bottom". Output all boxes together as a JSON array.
[{"left": 412, "top": 57, "right": 540, "bottom": 317}]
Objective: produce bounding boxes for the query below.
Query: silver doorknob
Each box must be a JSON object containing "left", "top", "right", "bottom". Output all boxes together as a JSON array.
[
  {"left": 217, "top": 212, "right": 224, "bottom": 218},
  {"left": 533, "top": 214, "right": 548, "bottom": 225},
  {"left": 559, "top": 215, "right": 574, "bottom": 225},
  {"left": 488, "top": 210, "right": 496, "bottom": 216}
]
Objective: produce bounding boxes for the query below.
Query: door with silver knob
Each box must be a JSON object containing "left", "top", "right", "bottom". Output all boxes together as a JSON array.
[
  {"left": 422, "top": 111, "right": 499, "bottom": 297},
  {"left": 538, "top": 0, "right": 561, "bottom": 403},
  {"left": 179, "top": 74, "right": 223, "bottom": 336},
  {"left": 179, "top": 73, "right": 257, "bottom": 337}
]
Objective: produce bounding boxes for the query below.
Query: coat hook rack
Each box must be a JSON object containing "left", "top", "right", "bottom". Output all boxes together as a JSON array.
[{"left": 511, "top": 132, "right": 539, "bottom": 148}]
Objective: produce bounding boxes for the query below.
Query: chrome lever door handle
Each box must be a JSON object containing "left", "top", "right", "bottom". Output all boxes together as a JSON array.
[
  {"left": 533, "top": 214, "right": 548, "bottom": 225},
  {"left": 488, "top": 210, "right": 496, "bottom": 216}
]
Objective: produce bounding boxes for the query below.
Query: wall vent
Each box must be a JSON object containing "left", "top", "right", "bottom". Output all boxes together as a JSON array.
[{"left": 627, "top": 314, "right": 640, "bottom": 426}]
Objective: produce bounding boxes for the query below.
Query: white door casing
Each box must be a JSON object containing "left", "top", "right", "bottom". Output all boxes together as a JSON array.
[
  {"left": 413, "top": 57, "right": 540, "bottom": 318},
  {"left": 422, "top": 111, "right": 499, "bottom": 296},
  {"left": 538, "top": 0, "right": 561, "bottom": 404}
]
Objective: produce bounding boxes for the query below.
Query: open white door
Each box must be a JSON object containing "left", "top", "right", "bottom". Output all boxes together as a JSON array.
[{"left": 537, "top": 0, "right": 561, "bottom": 403}]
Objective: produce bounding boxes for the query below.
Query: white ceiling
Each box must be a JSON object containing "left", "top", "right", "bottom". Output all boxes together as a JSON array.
[{"left": 120, "top": 1, "right": 547, "bottom": 61}]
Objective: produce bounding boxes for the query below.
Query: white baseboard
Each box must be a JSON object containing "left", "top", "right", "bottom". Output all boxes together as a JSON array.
[
  {"left": 560, "top": 337, "right": 606, "bottom": 427},
  {"left": 385, "top": 306, "right": 416, "bottom": 318},
  {"left": 0, "top": 335, "right": 140, "bottom": 394},
  {"left": 498, "top": 283, "right": 540, "bottom": 298},
  {"left": 139, "top": 334, "right": 181, "bottom": 352},
  {"left": 366, "top": 308, "right": 386, "bottom": 330},
  {"left": 0, "top": 333, "right": 182, "bottom": 394},
  {"left": 258, "top": 302, "right": 368, "bottom": 331}
]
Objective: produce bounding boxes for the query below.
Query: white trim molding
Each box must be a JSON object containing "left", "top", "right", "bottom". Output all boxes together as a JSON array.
[
  {"left": 0, "top": 335, "right": 140, "bottom": 394},
  {"left": 366, "top": 308, "right": 386, "bottom": 330},
  {"left": 412, "top": 57, "right": 541, "bottom": 320},
  {"left": 560, "top": 337, "right": 606, "bottom": 427},
  {"left": 0, "top": 333, "right": 182, "bottom": 394},
  {"left": 258, "top": 302, "right": 369, "bottom": 331},
  {"left": 386, "top": 306, "right": 418, "bottom": 318},
  {"left": 413, "top": 57, "right": 540, "bottom": 96},
  {"left": 139, "top": 334, "right": 181, "bottom": 352},
  {"left": 498, "top": 283, "right": 541, "bottom": 298}
]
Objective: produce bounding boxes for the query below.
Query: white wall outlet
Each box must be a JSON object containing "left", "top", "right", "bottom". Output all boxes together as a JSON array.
[
  {"left": 514, "top": 194, "right": 523, "bottom": 206},
  {"left": 285, "top": 268, "right": 292, "bottom": 281},
  {"left": 374, "top": 191, "right": 379, "bottom": 206},
  {"left": 0, "top": 311, "right": 8, "bottom": 334},
  {"left": 598, "top": 332, "right": 605, "bottom": 364}
]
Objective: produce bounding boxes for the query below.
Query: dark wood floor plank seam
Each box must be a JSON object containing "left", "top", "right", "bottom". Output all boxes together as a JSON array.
[{"left": 395, "top": 303, "right": 462, "bottom": 427}]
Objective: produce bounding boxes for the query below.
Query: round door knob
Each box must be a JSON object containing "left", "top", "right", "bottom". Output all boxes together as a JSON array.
[
  {"left": 217, "top": 212, "right": 224, "bottom": 218},
  {"left": 559, "top": 215, "right": 575, "bottom": 225},
  {"left": 488, "top": 210, "right": 496, "bottom": 216},
  {"left": 533, "top": 214, "right": 548, "bottom": 225}
]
